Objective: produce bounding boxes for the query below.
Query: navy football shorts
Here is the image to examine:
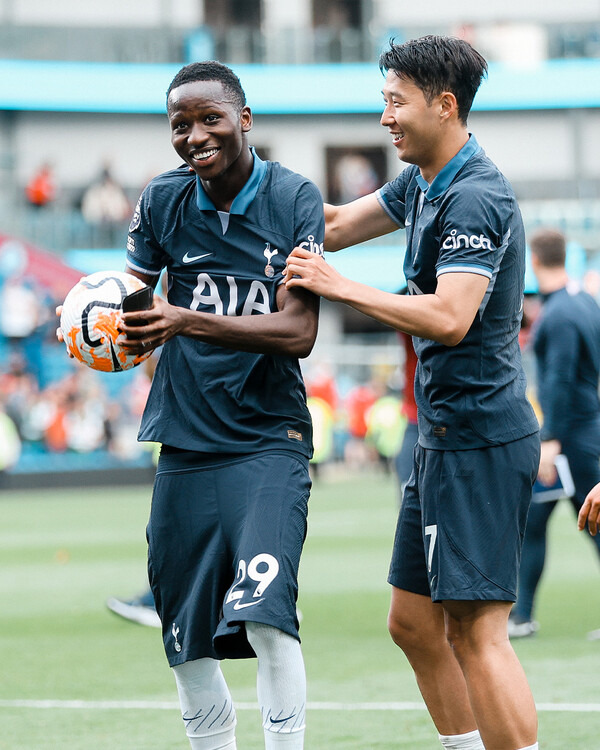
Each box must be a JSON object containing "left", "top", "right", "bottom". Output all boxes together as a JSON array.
[
  {"left": 147, "top": 448, "right": 311, "bottom": 666},
  {"left": 388, "top": 433, "right": 540, "bottom": 602}
]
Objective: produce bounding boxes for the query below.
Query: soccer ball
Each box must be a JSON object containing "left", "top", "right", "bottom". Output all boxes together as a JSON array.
[{"left": 60, "top": 270, "right": 153, "bottom": 372}]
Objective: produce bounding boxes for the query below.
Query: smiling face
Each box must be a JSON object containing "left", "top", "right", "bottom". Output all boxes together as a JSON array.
[
  {"left": 380, "top": 70, "right": 449, "bottom": 182},
  {"left": 167, "top": 79, "right": 253, "bottom": 183}
]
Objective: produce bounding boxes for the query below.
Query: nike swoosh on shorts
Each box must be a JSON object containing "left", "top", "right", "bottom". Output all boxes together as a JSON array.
[{"left": 232, "top": 598, "right": 265, "bottom": 610}]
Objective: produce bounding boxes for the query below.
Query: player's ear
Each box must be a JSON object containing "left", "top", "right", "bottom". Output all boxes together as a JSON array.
[
  {"left": 438, "top": 91, "right": 458, "bottom": 122},
  {"left": 241, "top": 105, "right": 253, "bottom": 132}
]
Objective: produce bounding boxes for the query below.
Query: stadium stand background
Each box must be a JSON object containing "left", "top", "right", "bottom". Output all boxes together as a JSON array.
[{"left": 0, "top": 0, "right": 599, "bottom": 484}]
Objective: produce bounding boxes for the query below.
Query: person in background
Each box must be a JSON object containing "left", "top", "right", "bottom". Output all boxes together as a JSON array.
[
  {"left": 106, "top": 588, "right": 161, "bottom": 628},
  {"left": 25, "top": 162, "right": 56, "bottom": 209},
  {"left": 343, "top": 380, "right": 378, "bottom": 467},
  {"left": 81, "top": 164, "right": 131, "bottom": 247},
  {"left": 508, "top": 228, "right": 600, "bottom": 639},
  {"left": 0, "top": 399, "right": 21, "bottom": 478}
]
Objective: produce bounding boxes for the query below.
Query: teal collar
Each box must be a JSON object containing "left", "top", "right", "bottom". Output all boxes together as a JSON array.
[
  {"left": 196, "top": 147, "right": 268, "bottom": 214},
  {"left": 415, "top": 134, "right": 480, "bottom": 201}
]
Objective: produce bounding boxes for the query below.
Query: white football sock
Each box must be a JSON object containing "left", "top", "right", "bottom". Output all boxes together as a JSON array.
[
  {"left": 172, "top": 658, "right": 237, "bottom": 750},
  {"left": 438, "top": 729, "right": 485, "bottom": 749},
  {"left": 517, "top": 744, "right": 539, "bottom": 750},
  {"left": 245, "top": 621, "right": 306, "bottom": 749}
]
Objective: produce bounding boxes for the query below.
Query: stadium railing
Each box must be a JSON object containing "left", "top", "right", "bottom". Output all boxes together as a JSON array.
[{"left": 0, "top": 21, "right": 599, "bottom": 65}]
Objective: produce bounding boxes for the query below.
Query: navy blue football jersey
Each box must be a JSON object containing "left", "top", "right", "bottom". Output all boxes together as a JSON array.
[
  {"left": 377, "top": 135, "right": 539, "bottom": 450},
  {"left": 126, "top": 149, "right": 324, "bottom": 457}
]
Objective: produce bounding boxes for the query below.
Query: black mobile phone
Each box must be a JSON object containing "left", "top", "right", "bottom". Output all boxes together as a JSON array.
[{"left": 122, "top": 285, "right": 154, "bottom": 322}]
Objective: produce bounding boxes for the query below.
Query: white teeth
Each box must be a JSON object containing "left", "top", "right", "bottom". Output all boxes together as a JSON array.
[{"left": 193, "top": 148, "right": 219, "bottom": 161}]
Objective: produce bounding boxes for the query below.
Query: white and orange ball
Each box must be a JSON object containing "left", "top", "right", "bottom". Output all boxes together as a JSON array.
[{"left": 60, "top": 271, "right": 152, "bottom": 372}]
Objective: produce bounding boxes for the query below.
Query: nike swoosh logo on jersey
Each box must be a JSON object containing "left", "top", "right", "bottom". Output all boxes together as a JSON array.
[
  {"left": 232, "top": 598, "right": 265, "bottom": 610},
  {"left": 182, "top": 252, "right": 212, "bottom": 263}
]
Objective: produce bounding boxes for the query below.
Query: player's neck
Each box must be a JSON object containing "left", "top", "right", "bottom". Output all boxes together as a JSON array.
[
  {"left": 419, "top": 128, "right": 469, "bottom": 185},
  {"left": 200, "top": 148, "right": 254, "bottom": 212},
  {"left": 536, "top": 267, "right": 569, "bottom": 295}
]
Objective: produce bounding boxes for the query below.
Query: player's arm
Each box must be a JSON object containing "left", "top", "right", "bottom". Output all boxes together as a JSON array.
[
  {"left": 119, "top": 281, "right": 319, "bottom": 359},
  {"left": 578, "top": 482, "right": 600, "bottom": 536},
  {"left": 535, "top": 318, "right": 579, "bottom": 484},
  {"left": 324, "top": 193, "right": 399, "bottom": 252},
  {"left": 126, "top": 268, "right": 161, "bottom": 289},
  {"left": 285, "top": 250, "right": 488, "bottom": 345},
  {"left": 538, "top": 315, "right": 578, "bottom": 443}
]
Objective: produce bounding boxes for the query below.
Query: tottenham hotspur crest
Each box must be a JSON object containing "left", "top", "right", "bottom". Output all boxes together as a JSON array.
[
  {"left": 172, "top": 622, "right": 182, "bottom": 652},
  {"left": 264, "top": 243, "right": 278, "bottom": 278}
]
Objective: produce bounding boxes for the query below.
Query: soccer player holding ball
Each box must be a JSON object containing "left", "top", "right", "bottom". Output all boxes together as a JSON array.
[
  {"left": 119, "top": 62, "right": 323, "bottom": 749},
  {"left": 286, "top": 36, "right": 540, "bottom": 750}
]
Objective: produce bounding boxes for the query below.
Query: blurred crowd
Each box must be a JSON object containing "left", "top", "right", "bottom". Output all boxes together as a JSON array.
[
  {"left": 304, "top": 360, "right": 411, "bottom": 480},
  {"left": 0, "top": 351, "right": 152, "bottom": 459},
  {"left": 23, "top": 161, "right": 134, "bottom": 251},
  {"left": 0, "top": 275, "right": 154, "bottom": 472}
]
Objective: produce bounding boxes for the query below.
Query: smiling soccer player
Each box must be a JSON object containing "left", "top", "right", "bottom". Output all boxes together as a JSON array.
[
  {"left": 119, "top": 61, "right": 324, "bottom": 750},
  {"left": 285, "top": 36, "right": 540, "bottom": 750}
]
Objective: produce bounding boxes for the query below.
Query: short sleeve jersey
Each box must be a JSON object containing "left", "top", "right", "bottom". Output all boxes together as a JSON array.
[
  {"left": 126, "top": 149, "right": 324, "bottom": 458},
  {"left": 377, "top": 135, "right": 539, "bottom": 450}
]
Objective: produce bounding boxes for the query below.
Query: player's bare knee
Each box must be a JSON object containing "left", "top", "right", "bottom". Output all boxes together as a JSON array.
[
  {"left": 388, "top": 610, "right": 424, "bottom": 652},
  {"left": 443, "top": 622, "right": 485, "bottom": 665},
  {"left": 443, "top": 626, "right": 463, "bottom": 659}
]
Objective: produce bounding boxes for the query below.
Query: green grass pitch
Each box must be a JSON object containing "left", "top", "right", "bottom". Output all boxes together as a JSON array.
[{"left": 0, "top": 471, "right": 599, "bottom": 748}]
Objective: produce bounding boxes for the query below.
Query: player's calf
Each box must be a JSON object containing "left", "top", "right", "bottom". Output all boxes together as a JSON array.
[
  {"left": 172, "top": 658, "right": 237, "bottom": 750},
  {"left": 246, "top": 622, "right": 306, "bottom": 749}
]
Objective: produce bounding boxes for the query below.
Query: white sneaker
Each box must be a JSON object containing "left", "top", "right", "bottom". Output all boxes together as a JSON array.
[
  {"left": 106, "top": 597, "right": 162, "bottom": 628},
  {"left": 587, "top": 628, "right": 600, "bottom": 641},
  {"left": 507, "top": 617, "right": 539, "bottom": 639}
]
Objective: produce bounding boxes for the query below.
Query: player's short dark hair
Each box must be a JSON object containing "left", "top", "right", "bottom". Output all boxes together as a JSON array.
[
  {"left": 529, "top": 228, "right": 567, "bottom": 268},
  {"left": 379, "top": 35, "right": 488, "bottom": 125},
  {"left": 166, "top": 61, "right": 247, "bottom": 112}
]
